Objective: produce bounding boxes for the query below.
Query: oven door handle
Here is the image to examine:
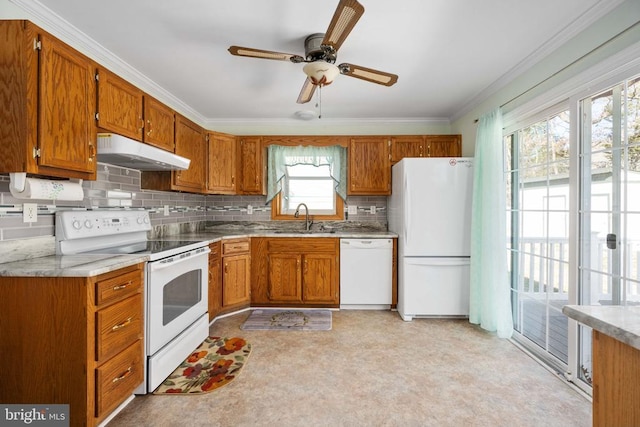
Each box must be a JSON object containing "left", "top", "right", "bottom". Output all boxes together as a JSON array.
[{"left": 148, "top": 247, "right": 211, "bottom": 272}]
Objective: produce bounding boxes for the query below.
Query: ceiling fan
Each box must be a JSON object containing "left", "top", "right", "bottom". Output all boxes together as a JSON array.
[{"left": 228, "top": 0, "right": 398, "bottom": 104}]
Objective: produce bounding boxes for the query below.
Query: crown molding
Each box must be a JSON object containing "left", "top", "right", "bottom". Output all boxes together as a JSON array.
[
  {"left": 449, "top": 0, "right": 627, "bottom": 123},
  {"left": 9, "top": 0, "right": 207, "bottom": 125}
]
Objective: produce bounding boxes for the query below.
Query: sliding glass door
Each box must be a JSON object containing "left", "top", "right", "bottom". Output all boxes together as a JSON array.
[
  {"left": 577, "top": 76, "right": 640, "bottom": 387},
  {"left": 507, "top": 108, "right": 571, "bottom": 371}
]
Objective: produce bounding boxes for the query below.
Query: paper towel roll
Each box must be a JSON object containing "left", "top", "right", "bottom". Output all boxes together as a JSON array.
[{"left": 9, "top": 177, "right": 85, "bottom": 201}]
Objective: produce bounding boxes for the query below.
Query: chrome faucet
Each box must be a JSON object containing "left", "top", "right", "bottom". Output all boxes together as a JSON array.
[{"left": 294, "top": 203, "right": 313, "bottom": 231}]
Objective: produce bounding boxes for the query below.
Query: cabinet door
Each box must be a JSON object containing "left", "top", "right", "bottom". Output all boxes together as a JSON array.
[
  {"left": 348, "top": 136, "right": 390, "bottom": 195},
  {"left": 39, "top": 31, "right": 96, "bottom": 174},
  {"left": 238, "top": 136, "right": 265, "bottom": 194},
  {"left": 173, "top": 114, "right": 206, "bottom": 192},
  {"left": 302, "top": 253, "right": 338, "bottom": 304},
  {"left": 222, "top": 254, "right": 251, "bottom": 307},
  {"left": 143, "top": 95, "right": 174, "bottom": 151},
  {"left": 267, "top": 253, "right": 302, "bottom": 302},
  {"left": 391, "top": 136, "right": 424, "bottom": 164},
  {"left": 96, "top": 68, "right": 143, "bottom": 141},
  {"left": 425, "top": 135, "right": 462, "bottom": 157},
  {"left": 208, "top": 242, "right": 222, "bottom": 320},
  {"left": 208, "top": 132, "right": 237, "bottom": 194}
]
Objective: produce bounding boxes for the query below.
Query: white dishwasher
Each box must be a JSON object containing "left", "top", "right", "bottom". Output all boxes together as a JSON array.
[{"left": 340, "top": 239, "right": 393, "bottom": 309}]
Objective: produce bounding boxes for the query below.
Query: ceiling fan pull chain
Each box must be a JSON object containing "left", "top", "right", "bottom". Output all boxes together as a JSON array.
[{"left": 318, "top": 85, "right": 322, "bottom": 119}]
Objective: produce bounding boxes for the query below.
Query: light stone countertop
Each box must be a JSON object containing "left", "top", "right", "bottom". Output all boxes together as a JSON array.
[
  {"left": 562, "top": 305, "right": 640, "bottom": 351},
  {"left": 161, "top": 229, "right": 398, "bottom": 242},
  {"left": 0, "top": 229, "right": 396, "bottom": 277},
  {"left": 0, "top": 254, "right": 149, "bottom": 277}
]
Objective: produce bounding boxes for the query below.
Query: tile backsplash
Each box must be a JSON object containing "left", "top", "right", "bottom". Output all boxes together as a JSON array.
[{"left": 0, "top": 163, "right": 388, "bottom": 242}]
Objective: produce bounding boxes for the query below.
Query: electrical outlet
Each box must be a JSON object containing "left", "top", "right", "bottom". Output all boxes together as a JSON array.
[
  {"left": 163, "top": 205, "right": 170, "bottom": 216},
  {"left": 23, "top": 203, "right": 37, "bottom": 223},
  {"left": 348, "top": 205, "right": 357, "bottom": 215},
  {"left": 369, "top": 206, "right": 377, "bottom": 214},
  {"left": 247, "top": 205, "right": 253, "bottom": 215}
]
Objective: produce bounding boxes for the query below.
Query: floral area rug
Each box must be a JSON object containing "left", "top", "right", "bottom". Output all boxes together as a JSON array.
[
  {"left": 153, "top": 336, "right": 251, "bottom": 395},
  {"left": 240, "top": 309, "right": 332, "bottom": 331}
]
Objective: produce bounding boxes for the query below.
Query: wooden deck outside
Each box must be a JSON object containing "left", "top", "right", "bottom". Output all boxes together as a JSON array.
[{"left": 518, "top": 298, "right": 569, "bottom": 364}]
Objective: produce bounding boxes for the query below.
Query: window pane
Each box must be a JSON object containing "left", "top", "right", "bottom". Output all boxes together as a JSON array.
[{"left": 282, "top": 164, "right": 336, "bottom": 215}]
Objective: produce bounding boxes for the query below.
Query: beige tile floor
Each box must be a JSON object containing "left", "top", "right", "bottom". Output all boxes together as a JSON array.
[{"left": 107, "top": 310, "right": 591, "bottom": 427}]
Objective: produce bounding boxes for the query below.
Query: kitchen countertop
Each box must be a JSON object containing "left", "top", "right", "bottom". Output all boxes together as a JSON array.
[
  {"left": 0, "top": 229, "right": 396, "bottom": 277},
  {"left": 0, "top": 254, "right": 149, "bottom": 277},
  {"left": 562, "top": 305, "right": 640, "bottom": 351},
  {"left": 163, "top": 229, "right": 398, "bottom": 242}
]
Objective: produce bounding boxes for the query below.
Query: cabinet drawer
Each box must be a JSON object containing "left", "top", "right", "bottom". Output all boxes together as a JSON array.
[
  {"left": 96, "top": 294, "right": 143, "bottom": 362},
  {"left": 95, "top": 268, "right": 142, "bottom": 306},
  {"left": 223, "top": 239, "right": 250, "bottom": 255},
  {"left": 95, "top": 340, "right": 143, "bottom": 417},
  {"left": 268, "top": 238, "right": 337, "bottom": 253}
]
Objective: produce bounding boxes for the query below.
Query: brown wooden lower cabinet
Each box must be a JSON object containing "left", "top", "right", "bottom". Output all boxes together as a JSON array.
[
  {"left": 592, "top": 330, "right": 640, "bottom": 427},
  {"left": 208, "top": 241, "right": 222, "bottom": 320},
  {"left": 0, "top": 263, "right": 145, "bottom": 427},
  {"left": 251, "top": 237, "right": 340, "bottom": 307},
  {"left": 220, "top": 238, "right": 251, "bottom": 313}
]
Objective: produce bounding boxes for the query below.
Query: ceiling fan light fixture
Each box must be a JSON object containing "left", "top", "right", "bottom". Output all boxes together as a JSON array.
[{"left": 303, "top": 61, "right": 340, "bottom": 86}]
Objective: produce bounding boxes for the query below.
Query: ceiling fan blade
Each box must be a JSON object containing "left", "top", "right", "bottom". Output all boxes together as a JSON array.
[
  {"left": 339, "top": 63, "right": 398, "bottom": 86},
  {"left": 322, "top": 0, "right": 365, "bottom": 51},
  {"left": 297, "top": 78, "right": 317, "bottom": 104},
  {"left": 228, "top": 46, "right": 303, "bottom": 62}
]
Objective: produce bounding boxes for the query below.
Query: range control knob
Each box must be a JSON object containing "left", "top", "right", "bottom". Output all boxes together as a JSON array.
[
  {"left": 136, "top": 216, "right": 144, "bottom": 225},
  {"left": 143, "top": 216, "right": 150, "bottom": 224},
  {"left": 84, "top": 220, "right": 93, "bottom": 229},
  {"left": 72, "top": 220, "right": 82, "bottom": 230}
]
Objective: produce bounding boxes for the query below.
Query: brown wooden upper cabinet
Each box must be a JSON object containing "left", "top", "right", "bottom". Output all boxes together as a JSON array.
[
  {"left": 208, "top": 132, "right": 237, "bottom": 194},
  {"left": 425, "top": 135, "right": 462, "bottom": 157},
  {"left": 173, "top": 114, "right": 207, "bottom": 192},
  {"left": 390, "top": 136, "right": 424, "bottom": 163},
  {"left": 143, "top": 95, "right": 175, "bottom": 151},
  {"left": 348, "top": 136, "right": 391, "bottom": 195},
  {"left": 96, "top": 67, "right": 144, "bottom": 141},
  {"left": 238, "top": 136, "right": 266, "bottom": 195},
  {"left": 0, "top": 20, "right": 96, "bottom": 180},
  {"left": 390, "top": 135, "right": 462, "bottom": 164}
]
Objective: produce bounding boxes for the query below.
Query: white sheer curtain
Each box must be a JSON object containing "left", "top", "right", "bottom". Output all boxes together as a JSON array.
[
  {"left": 469, "top": 108, "right": 513, "bottom": 338},
  {"left": 266, "top": 145, "right": 347, "bottom": 203}
]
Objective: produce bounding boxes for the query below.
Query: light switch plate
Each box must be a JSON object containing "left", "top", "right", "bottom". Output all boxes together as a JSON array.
[
  {"left": 348, "top": 205, "right": 357, "bottom": 215},
  {"left": 369, "top": 206, "right": 377, "bottom": 214}
]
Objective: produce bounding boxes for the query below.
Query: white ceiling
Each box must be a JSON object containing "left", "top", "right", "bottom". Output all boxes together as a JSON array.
[{"left": 22, "top": 0, "right": 619, "bottom": 124}]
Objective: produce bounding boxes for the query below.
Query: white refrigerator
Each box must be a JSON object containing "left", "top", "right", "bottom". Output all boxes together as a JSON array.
[{"left": 388, "top": 157, "right": 474, "bottom": 321}]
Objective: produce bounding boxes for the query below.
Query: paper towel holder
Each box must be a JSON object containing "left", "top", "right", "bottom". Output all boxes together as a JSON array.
[{"left": 9, "top": 172, "right": 83, "bottom": 193}]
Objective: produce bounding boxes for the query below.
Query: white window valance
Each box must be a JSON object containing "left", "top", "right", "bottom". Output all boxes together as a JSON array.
[{"left": 266, "top": 145, "right": 347, "bottom": 202}]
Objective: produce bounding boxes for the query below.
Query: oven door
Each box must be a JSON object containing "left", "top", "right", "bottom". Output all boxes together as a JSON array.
[{"left": 147, "top": 246, "right": 210, "bottom": 356}]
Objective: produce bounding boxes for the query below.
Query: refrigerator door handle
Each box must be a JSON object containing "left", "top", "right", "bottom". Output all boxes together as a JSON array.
[
  {"left": 406, "top": 257, "right": 471, "bottom": 267},
  {"left": 404, "top": 175, "right": 409, "bottom": 246}
]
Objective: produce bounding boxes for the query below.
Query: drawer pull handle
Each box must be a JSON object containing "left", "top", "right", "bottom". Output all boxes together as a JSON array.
[
  {"left": 112, "top": 281, "right": 132, "bottom": 291},
  {"left": 112, "top": 367, "right": 132, "bottom": 383},
  {"left": 112, "top": 317, "right": 132, "bottom": 331}
]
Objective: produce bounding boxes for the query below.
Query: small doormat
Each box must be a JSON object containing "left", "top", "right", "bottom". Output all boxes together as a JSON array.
[
  {"left": 241, "top": 309, "right": 332, "bottom": 331},
  {"left": 153, "top": 336, "right": 251, "bottom": 395}
]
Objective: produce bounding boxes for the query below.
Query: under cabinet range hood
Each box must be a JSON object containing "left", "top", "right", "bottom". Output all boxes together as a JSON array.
[{"left": 96, "top": 133, "right": 190, "bottom": 171}]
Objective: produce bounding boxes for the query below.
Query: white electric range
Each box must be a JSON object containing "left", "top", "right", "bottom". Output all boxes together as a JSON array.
[{"left": 55, "top": 210, "right": 210, "bottom": 393}]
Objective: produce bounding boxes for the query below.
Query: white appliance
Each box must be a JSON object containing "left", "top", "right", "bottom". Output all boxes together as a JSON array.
[
  {"left": 388, "top": 157, "right": 474, "bottom": 321},
  {"left": 340, "top": 239, "right": 393, "bottom": 309},
  {"left": 55, "top": 210, "right": 210, "bottom": 394},
  {"left": 97, "top": 133, "right": 191, "bottom": 171}
]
